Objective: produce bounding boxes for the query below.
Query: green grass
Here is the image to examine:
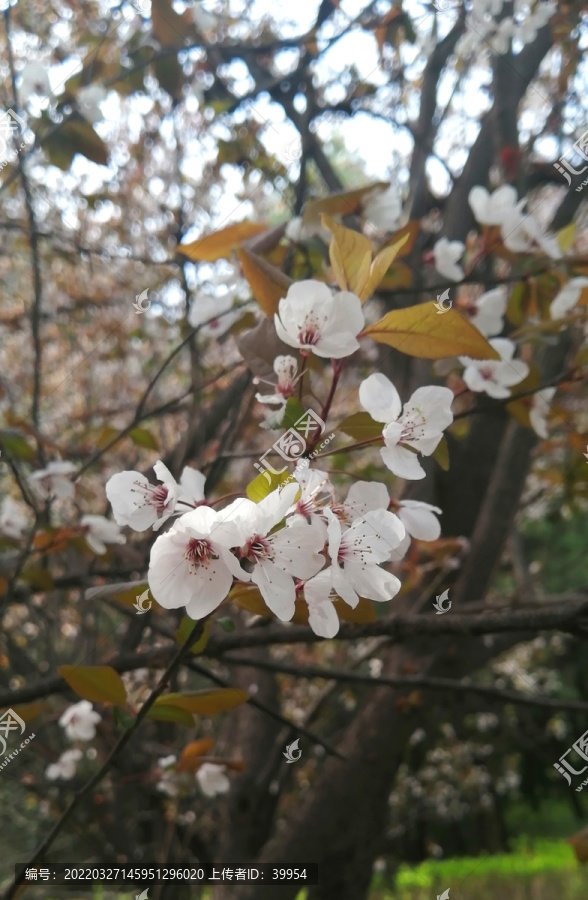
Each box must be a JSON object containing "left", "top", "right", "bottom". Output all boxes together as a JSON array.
[{"left": 367, "top": 838, "right": 588, "bottom": 899}]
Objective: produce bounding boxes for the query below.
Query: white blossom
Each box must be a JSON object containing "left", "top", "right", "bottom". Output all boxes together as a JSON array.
[
  {"left": 275, "top": 280, "right": 365, "bottom": 359},
  {"left": 464, "top": 286, "right": 507, "bottom": 337},
  {"left": 29, "top": 461, "right": 77, "bottom": 501},
  {"left": 460, "top": 337, "right": 529, "bottom": 399},
  {"left": 77, "top": 84, "right": 107, "bottom": 123},
  {"left": 188, "top": 292, "right": 239, "bottom": 337},
  {"left": 148, "top": 505, "right": 242, "bottom": 619},
  {"left": 196, "top": 762, "right": 230, "bottom": 797},
  {"left": 255, "top": 356, "right": 299, "bottom": 410},
  {"left": 106, "top": 461, "right": 205, "bottom": 532},
  {"left": 0, "top": 497, "right": 30, "bottom": 539},
  {"left": 359, "top": 374, "right": 454, "bottom": 480},
  {"left": 315, "top": 507, "right": 405, "bottom": 608},
  {"left": 468, "top": 185, "right": 519, "bottom": 226},
  {"left": 362, "top": 184, "right": 402, "bottom": 232},
  {"left": 19, "top": 63, "right": 51, "bottom": 100},
  {"left": 433, "top": 238, "right": 465, "bottom": 282},
  {"left": 550, "top": 277, "right": 588, "bottom": 320},
  {"left": 303, "top": 569, "right": 340, "bottom": 638},
  {"left": 59, "top": 700, "right": 101, "bottom": 742},
  {"left": 46, "top": 748, "right": 83, "bottom": 781},
  {"left": 331, "top": 480, "right": 390, "bottom": 524},
  {"left": 224, "top": 483, "right": 325, "bottom": 620},
  {"left": 528, "top": 387, "right": 556, "bottom": 439},
  {"left": 80, "top": 515, "right": 126, "bottom": 555}
]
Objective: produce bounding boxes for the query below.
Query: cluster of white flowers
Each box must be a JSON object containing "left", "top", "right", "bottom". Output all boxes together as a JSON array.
[
  {"left": 468, "top": 185, "right": 561, "bottom": 258},
  {"left": 156, "top": 755, "right": 230, "bottom": 798},
  {"left": 456, "top": 0, "right": 557, "bottom": 57},
  {"left": 45, "top": 700, "right": 101, "bottom": 781}
]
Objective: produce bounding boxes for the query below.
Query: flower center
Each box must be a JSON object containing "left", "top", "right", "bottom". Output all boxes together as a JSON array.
[
  {"left": 185, "top": 538, "right": 217, "bottom": 570},
  {"left": 132, "top": 480, "right": 170, "bottom": 513},
  {"left": 479, "top": 365, "right": 495, "bottom": 381},
  {"left": 297, "top": 313, "right": 325, "bottom": 346},
  {"left": 243, "top": 535, "right": 273, "bottom": 563},
  {"left": 399, "top": 410, "right": 427, "bottom": 443}
]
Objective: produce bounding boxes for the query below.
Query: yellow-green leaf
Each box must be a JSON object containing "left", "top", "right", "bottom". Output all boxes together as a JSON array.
[
  {"left": 557, "top": 221, "right": 577, "bottom": 254},
  {"left": 382, "top": 221, "right": 420, "bottom": 258},
  {"left": 179, "top": 222, "right": 266, "bottom": 262},
  {"left": 58, "top": 665, "right": 127, "bottom": 706},
  {"left": 321, "top": 214, "right": 372, "bottom": 294},
  {"left": 153, "top": 688, "right": 249, "bottom": 716},
  {"left": 230, "top": 584, "right": 272, "bottom": 618},
  {"left": 246, "top": 468, "right": 294, "bottom": 502},
  {"left": 146, "top": 705, "right": 195, "bottom": 725},
  {"left": 432, "top": 435, "right": 450, "bottom": 471},
  {"left": 361, "top": 302, "right": 501, "bottom": 360},
  {"left": 338, "top": 412, "right": 382, "bottom": 441},
  {"left": 236, "top": 247, "right": 291, "bottom": 317},
  {"left": 176, "top": 738, "right": 216, "bottom": 771},
  {"left": 0, "top": 701, "right": 49, "bottom": 723},
  {"left": 175, "top": 618, "right": 210, "bottom": 654},
  {"left": 360, "top": 233, "right": 411, "bottom": 301},
  {"left": 129, "top": 427, "right": 159, "bottom": 450}
]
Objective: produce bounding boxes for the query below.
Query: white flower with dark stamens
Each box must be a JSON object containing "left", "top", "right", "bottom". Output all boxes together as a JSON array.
[
  {"left": 106, "top": 461, "right": 205, "bottom": 532},
  {"left": 255, "top": 355, "right": 300, "bottom": 409},
  {"left": 331, "top": 480, "right": 390, "bottom": 525},
  {"left": 274, "top": 281, "right": 365, "bottom": 359},
  {"left": 433, "top": 238, "right": 465, "bottom": 282},
  {"left": 148, "top": 506, "right": 242, "bottom": 619},
  {"left": 196, "top": 762, "right": 230, "bottom": 797},
  {"left": 288, "top": 467, "right": 333, "bottom": 532},
  {"left": 224, "top": 483, "right": 325, "bottom": 621},
  {"left": 550, "top": 277, "right": 588, "bottom": 320},
  {"left": 29, "top": 461, "right": 77, "bottom": 501},
  {"left": 359, "top": 374, "right": 454, "bottom": 480},
  {"left": 303, "top": 569, "right": 340, "bottom": 638},
  {"left": 528, "top": 387, "right": 556, "bottom": 439},
  {"left": 46, "top": 748, "right": 83, "bottom": 781},
  {"left": 59, "top": 701, "right": 101, "bottom": 742},
  {"left": 321, "top": 507, "right": 405, "bottom": 608},
  {"left": 106, "top": 461, "right": 179, "bottom": 531},
  {"left": 80, "top": 514, "right": 126, "bottom": 555},
  {"left": 459, "top": 337, "right": 529, "bottom": 399},
  {"left": 461, "top": 286, "right": 508, "bottom": 337}
]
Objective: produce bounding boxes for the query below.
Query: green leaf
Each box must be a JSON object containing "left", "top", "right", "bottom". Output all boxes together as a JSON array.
[
  {"left": 338, "top": 412, "right": 382, "bottom": 441},
  {"left": 0, "top": 431, "right": 35, "bottom": 461},
  {"left": 281, "top": 397, "right": 308, "bottom": 429},
  {"left": 152, "top": 688, "right": 249, "bottom": 716},
  {"left": 129, "top": 427, "right": 159, "bottom": 450},
  {"left": 216, "top": 616, "right": 236, "bottom": 633},
  {"left": 58, "top": 665, "right": 127, "bottom": 706}
]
